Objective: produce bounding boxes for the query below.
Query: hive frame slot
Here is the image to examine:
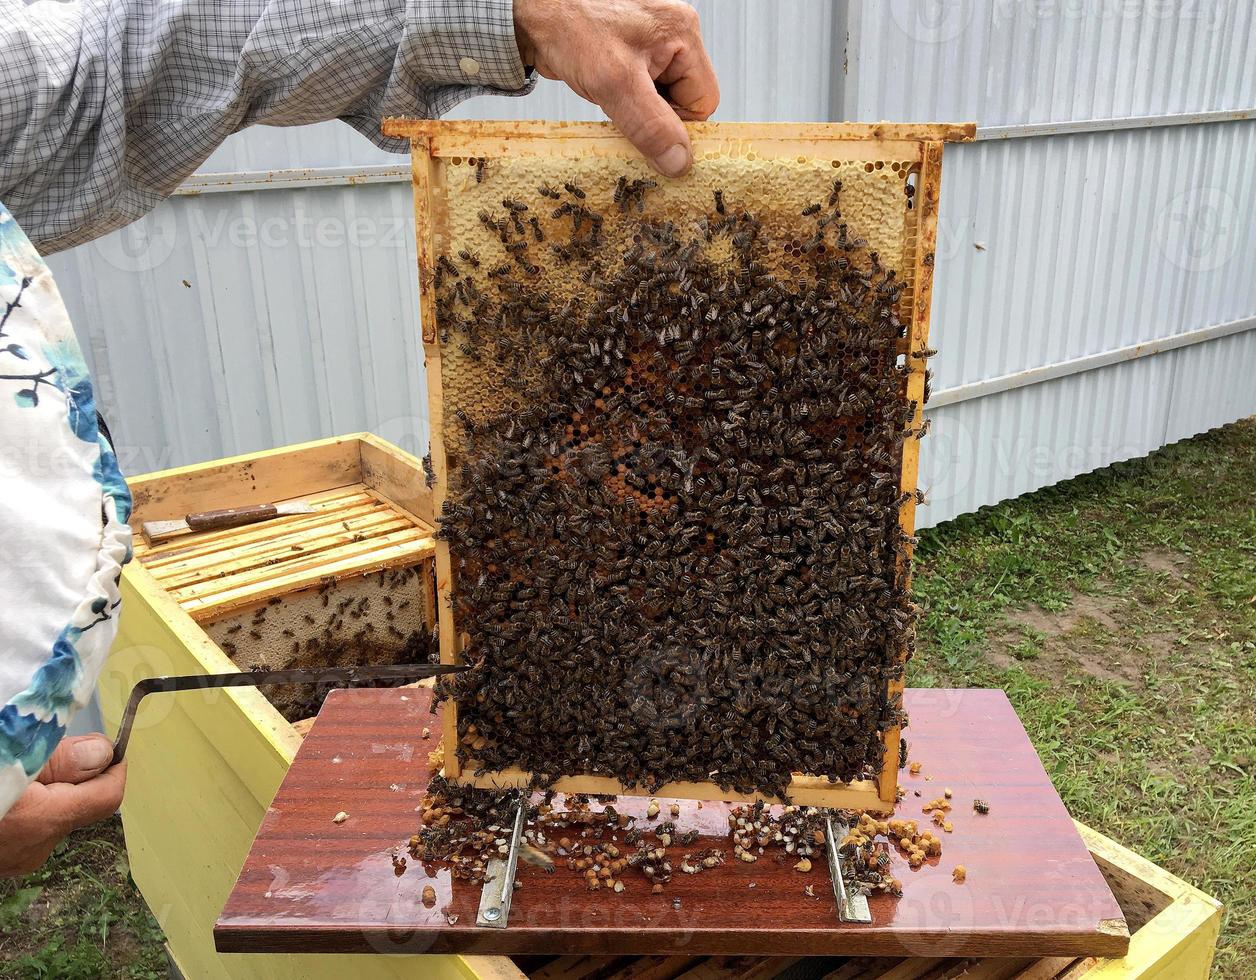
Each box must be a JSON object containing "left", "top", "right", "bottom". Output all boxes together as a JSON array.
[{"left": 386, "top": 119, "right": 972, "bottom": 812}]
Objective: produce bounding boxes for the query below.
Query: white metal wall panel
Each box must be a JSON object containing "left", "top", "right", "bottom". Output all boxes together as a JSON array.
[
  {"left": 839, "top": 1, "right": 1256, "bottom": 526},
  {"left": 54, "top": 182, "right": 428, "bottom": 472},
  {"left": 843, "top": 0, "right": 1256, "bottom": 124},
  {"left": 922, "top": 354, "right": 1177, "bottom": 527},
  {"left": 1164, "top": 330, "right": 1256, "bottom": 448},
  {"left": 928, "top": 124, "right": 1220, "bottom": 392},
  {"left": 42, "top": 0, "right": 1256, "bottom": 533}
]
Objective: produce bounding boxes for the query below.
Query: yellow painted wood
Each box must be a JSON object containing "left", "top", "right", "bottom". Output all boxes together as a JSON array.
[
  {"left": 359, "top": 432, "right": 438, "bottom": 526},
  {"left": 177, "top": 535, "right": 436, "bottom": 621},
  {"left": 127, "top": 434, "right": 364, "bottom": 534},
  {"left": 1073, "top": 824, "right": 1222, "bottom": 980},
  {"left": 380, "top": 119, "right": 979, "bottom": 152},
  {"left": 459, "top": 767, "right": 886, "bottom": 812},
  {"left": 101, "top": 435, "right": 486, "bottom": 980}
]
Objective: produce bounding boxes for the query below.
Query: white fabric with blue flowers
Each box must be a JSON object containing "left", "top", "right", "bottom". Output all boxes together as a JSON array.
[{"left": 0, "top": 203, "right": 132, "bottom": 818}]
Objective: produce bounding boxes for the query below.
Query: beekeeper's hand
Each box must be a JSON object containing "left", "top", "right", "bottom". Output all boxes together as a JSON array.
[
  {"left": 513, "top": 0, "right": 720, "bottom": 177},
  {"left": 0, "top": 734, "right": 126, "bottom": 877}
]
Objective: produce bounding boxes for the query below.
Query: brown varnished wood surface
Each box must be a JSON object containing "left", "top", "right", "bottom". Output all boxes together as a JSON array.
[{"left": 215, "top": 688, "right": 1128, "bottom": 958}]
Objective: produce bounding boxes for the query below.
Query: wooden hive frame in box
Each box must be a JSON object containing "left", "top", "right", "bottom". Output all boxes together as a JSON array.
[{"left": 384, "top": 119, "right": 975, "bottom": 812}]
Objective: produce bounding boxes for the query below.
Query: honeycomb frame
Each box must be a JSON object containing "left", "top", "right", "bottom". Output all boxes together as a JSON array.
[{"left": 383, "top": 119, "right": 973, "bottom": 811}]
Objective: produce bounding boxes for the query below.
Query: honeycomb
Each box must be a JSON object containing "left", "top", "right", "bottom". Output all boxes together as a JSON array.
[
  {"left": 205, "top": 562, "right": 437, "bottom": 722},
  {"left": 412, "top": 127, "right": 933, "bottom": 802}
]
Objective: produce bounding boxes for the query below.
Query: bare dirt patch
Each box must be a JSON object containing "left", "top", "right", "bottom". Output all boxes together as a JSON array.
[
  {"left": 989, "top": 590, "right": 1152, "bottom": 688},
  {"left": 1140, "top": 548, "right": 1189, "bottom": 578}
]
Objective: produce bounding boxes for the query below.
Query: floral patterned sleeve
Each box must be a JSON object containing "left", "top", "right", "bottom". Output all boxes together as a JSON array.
[{"left": 0, "top": 203, "right": 132, "bottom": 817}]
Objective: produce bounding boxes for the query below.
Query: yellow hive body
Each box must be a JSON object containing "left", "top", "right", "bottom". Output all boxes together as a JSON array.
[
  {"left": 385, "top": 120, "right": 971, "bottom": 811},
  {"left": 100, "top": 435, "right": 467, "bottom": 980},
  {"left": 102, "top": 434, "right": 1220, "bottom": 976}
]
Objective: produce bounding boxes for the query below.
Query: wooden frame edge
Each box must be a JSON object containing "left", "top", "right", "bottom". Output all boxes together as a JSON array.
[
  {"left": 409, "top": 135, "right": 464, "bottom": 779},
  {"left": 454, "top": 769, "right": 890, "bottom": 813},
  {"left": 879, "top": 140, "right": 945, "bottom": 807},
  {"left": 383, "top": 118, "right": 977, "bottom": 144}
]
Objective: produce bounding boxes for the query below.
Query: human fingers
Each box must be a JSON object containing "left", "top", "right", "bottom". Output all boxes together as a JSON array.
[
  {"left": 36, "top": 733, "right": 114, "bottom": 785},
  {"left": 42, "top": 762, "right": 127, "bottom": 833}
]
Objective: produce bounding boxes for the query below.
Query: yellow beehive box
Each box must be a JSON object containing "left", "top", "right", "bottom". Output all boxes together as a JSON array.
[
  {"left": 98, "top": 433, "right": 479, "bottom": 980},
  {"left": 100, "top": 433, "right": 1220, "bottom": 979}
]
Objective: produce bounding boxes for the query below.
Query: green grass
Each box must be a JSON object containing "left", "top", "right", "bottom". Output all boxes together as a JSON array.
[
  {"left": 2, "top": 417, "right": 1252, "bottom": 976},
  {"left": 0, "top": 819, "right": 165, "bottom": 978},
  {"left": 911, "top": 416, "right": 1256, "bottom": 977}
]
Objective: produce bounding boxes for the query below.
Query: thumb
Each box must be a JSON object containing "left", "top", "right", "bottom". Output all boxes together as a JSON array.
[
  {"left": 37, "top": 734, "right": 115, "bottom": 785},
  {"left": 598, "top": 65, "right": 691, "bottom": 178}
]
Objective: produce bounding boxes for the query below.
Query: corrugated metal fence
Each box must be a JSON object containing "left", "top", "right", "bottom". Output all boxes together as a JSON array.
[{"left": 49, "top": 0, "right": 1256, "bottom": 528}]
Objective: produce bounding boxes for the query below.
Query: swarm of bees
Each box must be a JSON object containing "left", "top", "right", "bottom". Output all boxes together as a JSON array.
[{"left": 430, "top": 158, "right": 929, "bottom": 799}]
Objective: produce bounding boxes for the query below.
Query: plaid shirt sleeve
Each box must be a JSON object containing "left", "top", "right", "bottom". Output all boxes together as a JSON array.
[{"left": 0, "top": 0, "right": 535, "bottom": 254}]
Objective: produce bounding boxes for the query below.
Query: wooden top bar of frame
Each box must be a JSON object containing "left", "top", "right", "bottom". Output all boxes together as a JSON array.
[{"left": 382, "top": 118, "right": 977, "bottom": 146}]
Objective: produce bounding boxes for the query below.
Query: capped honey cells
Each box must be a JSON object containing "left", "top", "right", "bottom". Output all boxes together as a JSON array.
[{"left": 427, "top": 144, "right": 932, "bottom": 801}]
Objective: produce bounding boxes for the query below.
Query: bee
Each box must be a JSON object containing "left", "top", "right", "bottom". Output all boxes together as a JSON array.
[
  {"left": 563, "top": 181, "right": 586, "bottom": 199},
  {"left": 538, "top": 183, "right": 561, "bottom": 199},
  {"left": 801, "top": 202, "right": 821, "bottom": 216},
  {"left": 529, "top": 216, "right": 545, "bottom": 242},
  {"left": 828, "top": 178, "right": 842, "bottom": 206},
  {"left": 226, "top": 624, "right": 242, "bottom": 634},
  {"left": 713, "top": 189, "right": 725, "bottom": 214},
  {"left": 475, "top": 158, "right": 486, "bottom": 183},
  {"left": 458, "top": 248, "right": 481, "bottom": 267}
]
